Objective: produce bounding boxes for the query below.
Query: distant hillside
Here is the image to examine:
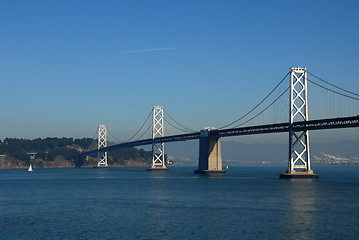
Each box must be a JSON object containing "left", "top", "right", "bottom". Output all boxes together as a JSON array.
[
  {"left": 2, "top": 137, "right": 357, "bottom": 169},
  {"left": 0, "top": 138, "right": 153, "bottom": 169},
  {"left": 164, "top": 140, "right": 359, "bottom": 165}
]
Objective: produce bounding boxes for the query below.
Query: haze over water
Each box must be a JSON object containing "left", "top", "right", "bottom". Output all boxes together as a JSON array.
[{"left": 1, "top": 165, "right": 358, "bottom": 239}]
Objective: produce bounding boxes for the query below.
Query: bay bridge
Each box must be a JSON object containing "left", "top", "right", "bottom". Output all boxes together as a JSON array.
[{"left": 80, "top": 67, "right": 359, "bottom": 178}]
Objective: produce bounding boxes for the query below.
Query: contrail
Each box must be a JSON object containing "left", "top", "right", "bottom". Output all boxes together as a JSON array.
[{"left": 125, "top": 47, "right": 174, "bottom": 53}]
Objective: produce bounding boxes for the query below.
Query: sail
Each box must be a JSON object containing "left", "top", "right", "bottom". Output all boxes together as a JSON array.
[{"left": 28, "top": 165, "right": 33, "bottom": 172}]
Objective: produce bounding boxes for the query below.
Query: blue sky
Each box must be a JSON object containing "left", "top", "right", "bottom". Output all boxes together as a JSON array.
[{"left": 0, "top": 0, "right": 358, "bottom": 143}]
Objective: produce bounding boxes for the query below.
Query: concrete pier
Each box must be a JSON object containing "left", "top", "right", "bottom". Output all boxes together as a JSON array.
[
  {"left": 279, "top": 170, "right": 319, "bottom": 179},
  {"left": 146, "top": 166, "right": 169, "bottom": 171},
  {"left": 194, "top": 128, "right": 226, "bottom": 175},
  {"left": 94, "top": 165, "right": 108, "bottom": 168}
]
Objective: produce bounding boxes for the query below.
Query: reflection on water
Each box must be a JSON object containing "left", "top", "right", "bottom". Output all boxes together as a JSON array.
[
  {"left": 284, "top": 179, "right": 317, "bottom": 240},
  {"left": 146, "top": 177, "right": 169, "bottom": 239}
]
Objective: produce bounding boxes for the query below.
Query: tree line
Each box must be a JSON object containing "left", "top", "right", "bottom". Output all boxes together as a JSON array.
[{"left": 0, "top": 137, "right": 153, "bottom": 167}]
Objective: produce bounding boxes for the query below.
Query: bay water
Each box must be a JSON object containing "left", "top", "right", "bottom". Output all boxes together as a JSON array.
[{"left": 1, "top": 165, "right": 359, "bottom": 239}]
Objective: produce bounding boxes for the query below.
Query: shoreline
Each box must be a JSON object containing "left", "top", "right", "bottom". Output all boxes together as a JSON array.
[{"left": 0, "top": 163, "right": 152, "bottom": 170}]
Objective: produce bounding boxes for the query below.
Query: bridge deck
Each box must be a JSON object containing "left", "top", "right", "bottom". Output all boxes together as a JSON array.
[{"left": 81, "top": 115, "right": 359, "bottom": 156}]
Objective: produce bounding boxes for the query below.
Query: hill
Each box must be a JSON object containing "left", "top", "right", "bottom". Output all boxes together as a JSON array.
[{"left": 0, "top": 137, "right": 153, "bottom": 169}]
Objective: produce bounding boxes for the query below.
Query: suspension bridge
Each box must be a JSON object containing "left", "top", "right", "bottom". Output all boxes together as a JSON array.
[{"left": 80, "top": 67, "right": 359, "bottom": 178}]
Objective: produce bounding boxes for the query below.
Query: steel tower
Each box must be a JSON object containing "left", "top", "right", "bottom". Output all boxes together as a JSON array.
[
  {"left": 281, "top": 67, "right": 318, "bottom": 178},
  {"left": 147, "top": 106, "right": 168, "bottom": 170},
  {"left": 97, "top": 125, "right": 108, "bottom": 167}
]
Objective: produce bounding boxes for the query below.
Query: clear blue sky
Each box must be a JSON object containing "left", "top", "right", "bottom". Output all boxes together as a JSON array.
[{"left": 0, "top": 0, "right": 358, "bottom": 143}]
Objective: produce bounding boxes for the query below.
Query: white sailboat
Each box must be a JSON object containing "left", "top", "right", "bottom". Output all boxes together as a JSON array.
[{"left": 28, "top": 165, "right": 33, "bottom": 172}]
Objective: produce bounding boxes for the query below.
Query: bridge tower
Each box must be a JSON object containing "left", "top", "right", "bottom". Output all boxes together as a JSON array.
[
  {"left": 97, "top": 124, "right": 108, "bottom": 168},
  {"left": 147, "top": 106, "right": 169, "bottom": 171},
  {"left": 280, "top": 67, "right": 319, "bottom": 178}
]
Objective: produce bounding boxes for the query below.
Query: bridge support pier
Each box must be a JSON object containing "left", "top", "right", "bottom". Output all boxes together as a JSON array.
[
  {"left": 280, "top": 67, "right": 319, "bottom": 179},
  {"left": 194, "top": 128, "right": 226, "bottom": 175}
]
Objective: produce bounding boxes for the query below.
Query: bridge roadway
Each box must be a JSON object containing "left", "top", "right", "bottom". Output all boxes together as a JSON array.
[{"left": 81, "top": 115, "right": 359, "bottom": 156}]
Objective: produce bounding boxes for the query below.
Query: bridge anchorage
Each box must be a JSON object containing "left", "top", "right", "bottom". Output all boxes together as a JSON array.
[
  {"left": 194, "top": 127, "right": 226, "bottom": 175},
  {"left": 147, "top": 106, "right": 169, "bottom": 171},
  {"left": 96, "top": 125, "right": 108, "bottom": 168},
  {"left": 280, "top": 67, "right": 319, "bottom": 179}
]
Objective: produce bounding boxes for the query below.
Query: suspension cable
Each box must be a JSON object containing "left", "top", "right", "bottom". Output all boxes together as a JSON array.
[
  {"left": 163, "top": 109, "right": 196, "bottom": 132},
  {"left": 308, "top": 71, "right": 359, "bottom": 97},
  {"left": 219, "top": 71, "right": 290, "bottom": 129},
  {"left": 307, "top": 78, "right": 359, "bottom": 101},
  {"left": 164, "top": 118, "right": 193, "bottom": 133},
  {"left": 135, "top": 122, "right": 153, "bottom": 141},
  {"left": 126, "top": 109, "right": 153, "bottom": 142},
  {"left": 87, "top": 129, "right": 99, "bottom": 151},
  {"left": 233, "top": 87, "right": 290, "bottom": 128},
  {"left": 107, "top": 129, "right": 120, "bottom": 144}
]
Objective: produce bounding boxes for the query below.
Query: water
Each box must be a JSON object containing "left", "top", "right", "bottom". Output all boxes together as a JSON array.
[{"left": 1, "top": 165, "right": 359, "bottom": 240}]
